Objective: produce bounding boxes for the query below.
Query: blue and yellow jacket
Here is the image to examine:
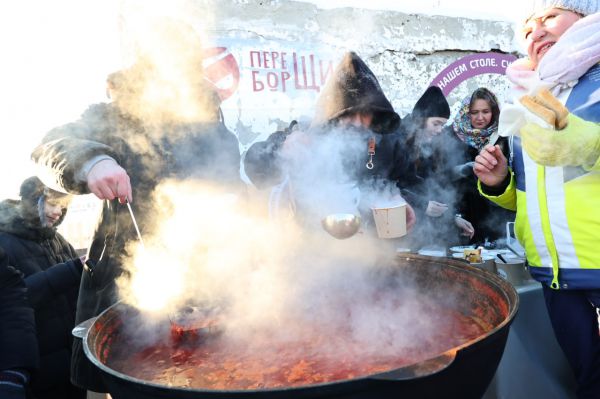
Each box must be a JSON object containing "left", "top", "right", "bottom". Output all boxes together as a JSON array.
[{"left": 480, "top": 64, "right": 600, "bottom": 290}]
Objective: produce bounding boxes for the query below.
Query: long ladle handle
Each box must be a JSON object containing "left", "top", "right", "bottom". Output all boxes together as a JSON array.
[{"left": 126, "top": 199, "right": 145, "bottom": 248}]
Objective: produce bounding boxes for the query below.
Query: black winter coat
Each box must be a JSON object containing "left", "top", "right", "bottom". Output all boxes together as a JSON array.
[
  {"left": 451, "top": 132, "right": 514, "bottom": 243},
  {"left": 244, "top": 52, "right": 403, "bottom": 201},
  {"left": 0, "top": 247, "right": 38, "bottom": 370},
  {"left": 0, "top": 200, "right": 83, "bottom": 399},
  {"left": 31, "top": 102, "right": 242, "bottom": 391},
  {"left": 391, "top": 118, "right": 472, "bottom": 247},
  {"left": 394, "top": 118, "right": 514, "bottom": 246}
]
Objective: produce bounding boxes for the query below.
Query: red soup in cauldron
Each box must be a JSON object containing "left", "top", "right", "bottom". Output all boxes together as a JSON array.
[{"left": 105, "top": 298, "right": 490, "bottom": 390}]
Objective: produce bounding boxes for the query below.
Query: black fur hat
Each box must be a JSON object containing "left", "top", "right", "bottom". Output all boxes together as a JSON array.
[
  {"left": 18, "top": 177, "right": 69, "bottom": 227},
  {"left": 19, "top": 176, "right": 46, "bottom": 203},
  {"left": 412, "top": 86, "right": 450, "bottom": 119}
]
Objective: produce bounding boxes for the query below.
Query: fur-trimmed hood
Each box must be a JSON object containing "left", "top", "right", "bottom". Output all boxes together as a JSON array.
[{"left": 0, "top": 199, "right": 63, "bottom": 241}]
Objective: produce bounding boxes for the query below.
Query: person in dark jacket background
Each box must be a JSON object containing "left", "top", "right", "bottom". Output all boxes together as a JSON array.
[
  {"left": 394, "top": 86, "right": 475, "bottom": 248},
  {"left": 0, "top": 177, "right": 84, "bottom": 399},
  {"left": 244, "top": 51, "right": 416, "bottom": 234},
  {"left": 450, "top": 87, "right": 514, "bottom": 244},
  {"left": 0, "top": 246, "right": 38, "bottom": 399},
  {"left": 30, "top": 20, "right": 243, "bottom": 393}
]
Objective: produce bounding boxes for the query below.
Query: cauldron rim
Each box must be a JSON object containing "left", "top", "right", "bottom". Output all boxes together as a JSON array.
[{"left": 82, "top": 253, "right": 519, "bottom": 394}]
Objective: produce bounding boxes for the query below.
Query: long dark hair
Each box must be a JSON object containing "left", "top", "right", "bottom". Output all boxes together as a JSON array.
[{"left": 469, "top": 88, "right": 499, "bottom": 129}]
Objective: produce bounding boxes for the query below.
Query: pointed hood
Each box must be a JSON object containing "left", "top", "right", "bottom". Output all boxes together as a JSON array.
[
  {"left": 311, "top": 52, "right": 400, "bottom": 134},
  {"left": 412, "top": 86, "right": 450, "bottom": 120}
]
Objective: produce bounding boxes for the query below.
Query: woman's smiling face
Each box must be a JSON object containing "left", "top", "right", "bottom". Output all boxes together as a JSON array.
[{"left": 523, "top": 8, "right": 581, "bottom": 67}]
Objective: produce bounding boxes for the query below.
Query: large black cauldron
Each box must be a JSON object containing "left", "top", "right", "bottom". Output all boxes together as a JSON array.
[{"left": 81, "top": 254, "right": 518, "bottom": 399}]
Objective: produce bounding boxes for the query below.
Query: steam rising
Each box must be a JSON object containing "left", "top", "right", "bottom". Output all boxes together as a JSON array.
[
  {"left": 109, "top": 17, "right": 219, "bottom": 125},
  {"left": 115, "top": 119, "right": 455, "bottom": 358},
  {"left": 117, "top": 178, "right": 448, "bottom": 358},
  {"left": 69, "top": 0, "right": 478, "bottom": 370},
  {"left": 393, "top": 114, "right": 478, "bottom": 249}
]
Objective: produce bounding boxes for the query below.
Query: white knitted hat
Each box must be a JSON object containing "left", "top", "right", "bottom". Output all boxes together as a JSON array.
[{"left": 529, "top": 0, "right": 600, "bottom": 18}]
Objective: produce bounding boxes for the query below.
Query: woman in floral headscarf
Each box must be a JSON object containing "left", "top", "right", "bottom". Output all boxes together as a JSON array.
[
  {"left": 452, "top": 87, "right": 500, "bottom": 151},
  {"left": 450, "top": 87, "right": 514, "bottom": 244}
]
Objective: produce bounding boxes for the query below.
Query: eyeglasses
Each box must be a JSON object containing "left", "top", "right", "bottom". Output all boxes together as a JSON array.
[
  {"left": 523, "top": 11, "right": 559, "bottom": 38},
  {"left": 522, "top": 8, "right": 580, "bottom": 39}
]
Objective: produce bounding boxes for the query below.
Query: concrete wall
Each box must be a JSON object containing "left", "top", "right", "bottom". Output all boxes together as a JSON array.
[{"left": 189, "top": 0, "right": 523, "bottom": 146}]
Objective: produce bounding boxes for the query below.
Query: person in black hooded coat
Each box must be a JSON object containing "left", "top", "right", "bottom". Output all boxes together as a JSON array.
[
  {"left": 0, "top": 177, "right": 84, "bottom": 399},
  {"left": 30, "top": 22, "right": 243, "bottom": 393},
  {"left": 393, "top": 86, "right": 475, "bottom": 248},
  {"left": 0, "top": 246, "right": 39, "bottom": 399},
  {"left": 244, "top": 51, "right": 416, "bottom": 232}
]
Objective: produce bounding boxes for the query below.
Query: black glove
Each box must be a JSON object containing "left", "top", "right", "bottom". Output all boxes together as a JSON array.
[
  {"left": 452, "top": 162, "right": 475, "bottom": 180},
  {"left": 0, "top": 370, "right": 29, "bottom": 399},
  {"left": 0, "top": 247, "right": 25, "bottom": 290}
]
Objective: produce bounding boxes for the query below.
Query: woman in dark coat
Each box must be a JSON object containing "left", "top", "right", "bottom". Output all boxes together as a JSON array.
[
  {"left": 0, "top": 177, "right": 84, "bottom": 399},
  {"left": 450, "top": 87, "right": 515, "bottom": 244},
  {"left": 394, "top": 86, "right": 475, "bottom": 249},
  {"left": 30, "top": 27, "right": 243, "bottom": 392}
]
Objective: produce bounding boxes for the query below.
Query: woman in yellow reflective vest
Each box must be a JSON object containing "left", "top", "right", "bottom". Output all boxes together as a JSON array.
[{"left": 474, "top": 1, "right": 600, "bottom": 397}]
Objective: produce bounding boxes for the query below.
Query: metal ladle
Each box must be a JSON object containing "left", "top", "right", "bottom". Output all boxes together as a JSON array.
[
  {"left": 321, "top": 213, "right": 362, "bottom": 239},
  {"left": 126, "top": 199, "right": 145, "bottom": 248}
]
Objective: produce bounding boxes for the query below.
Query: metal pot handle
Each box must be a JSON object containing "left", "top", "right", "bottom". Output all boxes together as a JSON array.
[
  {"left": 368, "top": 351, "right": 456, "bottom": 381},
  {"left": 72, "top": 316, "right": 99, "bottom": 339}
]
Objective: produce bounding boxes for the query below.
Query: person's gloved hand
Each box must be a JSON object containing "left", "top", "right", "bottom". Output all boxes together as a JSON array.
[
  {"left": 425, "top": 201, "right": 448, "bottom": 217},
  {"left": 0, "top": 370, "right": 29, "bottom": 399},
  {"left": 452, "top": 162, "right": 475, "bottom": 180},
  {"left": 521, "top": 114, "right": 600, "bottom": 167},
  {"left": 0, "top": 247, "right": 25, "bottom": 290},
  {"left": 454, "top": 216, "right": 475, "bottom": 239},
  {"left": 519, "top": 88, "right": 569, "bottom": 130}
]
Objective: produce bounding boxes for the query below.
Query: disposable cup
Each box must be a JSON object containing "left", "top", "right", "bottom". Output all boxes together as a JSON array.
[{"left": 371, "top": 203, "right": 407, "bottom": 239}]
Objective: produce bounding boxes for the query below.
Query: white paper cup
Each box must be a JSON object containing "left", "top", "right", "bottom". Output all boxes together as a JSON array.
[{"left": 371, "top": 203, "right": 407, "bottom": 239}]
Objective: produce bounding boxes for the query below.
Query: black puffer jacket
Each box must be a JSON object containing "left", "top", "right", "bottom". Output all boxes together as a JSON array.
[
  {"left": 0, "top": 199, "right": 83, "bottom": 399},
  {"left": 31, "top": 99, "right": 242, "bottom": 391},
  {"left": 245, "top": 52, "right": 403, "bottom": 190}
]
